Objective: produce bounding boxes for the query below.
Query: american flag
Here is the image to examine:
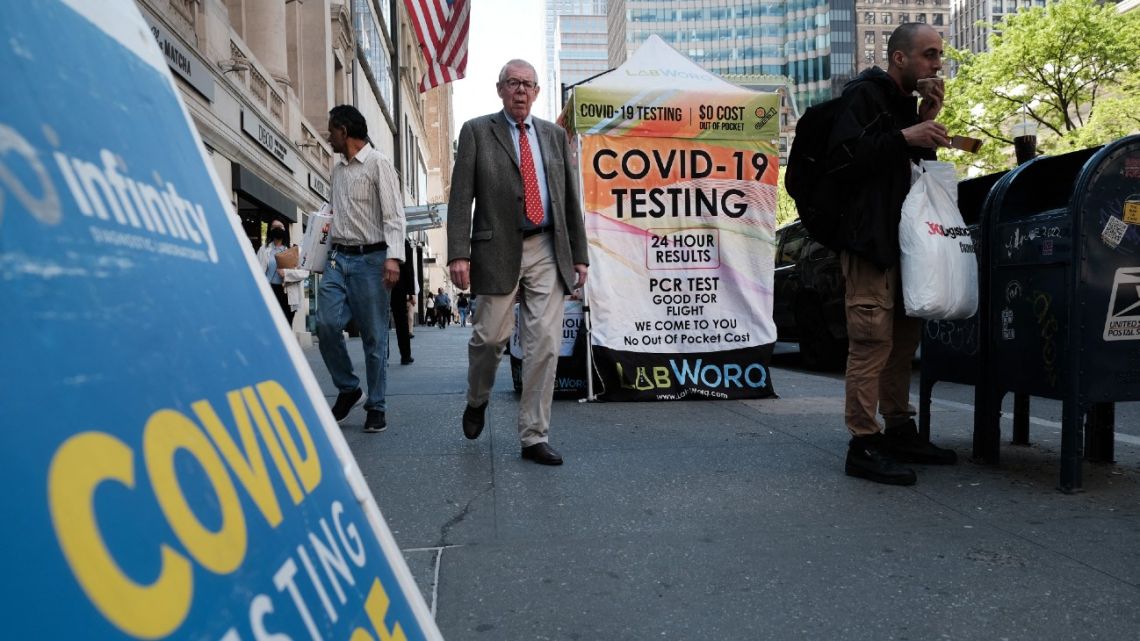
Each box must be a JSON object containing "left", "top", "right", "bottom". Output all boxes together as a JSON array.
[{"left": 404, "top": 0, "right": 470, "bottom": 92}]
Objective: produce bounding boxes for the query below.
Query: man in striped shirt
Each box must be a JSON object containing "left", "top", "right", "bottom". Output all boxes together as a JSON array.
[{"left": 317, "top": 105, "right": 406, "bottom": 434}]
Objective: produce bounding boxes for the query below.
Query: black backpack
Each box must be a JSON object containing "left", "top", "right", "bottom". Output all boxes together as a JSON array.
[
  {"left": 785, "top": 96, "right": 855, "bottom": 252},
  {"left": 785, "top": 82, "right": 888, "bottom": 252}
]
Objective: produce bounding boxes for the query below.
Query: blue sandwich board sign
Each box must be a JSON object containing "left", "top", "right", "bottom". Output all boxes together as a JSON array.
[{"left": 0, "top": 2, "right": 442, "bottom": 640}]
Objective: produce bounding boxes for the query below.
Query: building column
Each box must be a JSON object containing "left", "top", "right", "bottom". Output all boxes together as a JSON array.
[{"left": 245, "top": 0, "right": 291, "bottom": 89}]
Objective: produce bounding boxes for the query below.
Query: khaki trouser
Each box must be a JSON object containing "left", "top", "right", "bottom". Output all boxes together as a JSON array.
[
  {"left": 841, "top": 251, "right": 923, "bottom": 437},
  {"left": 466, "top": 234, "right": 564, "bottom": 447}
]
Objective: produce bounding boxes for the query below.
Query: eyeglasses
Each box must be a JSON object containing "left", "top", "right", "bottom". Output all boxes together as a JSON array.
[{"left": 502, "top": 78, "right": 537, "bottom": 91}]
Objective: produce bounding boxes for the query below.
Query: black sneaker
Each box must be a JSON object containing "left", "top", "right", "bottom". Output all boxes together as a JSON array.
[
  {"left": 331, "top": 388, "right": 363, "bottom": 422},
  {"left": 884, "top": 420, "right": 958, "bottom": 465},
  {"left": 846, "top": 434, "right": 917, "bottom": 486},
  {"left": 363, "top": 410, "right": 387, "bottom": 433}
]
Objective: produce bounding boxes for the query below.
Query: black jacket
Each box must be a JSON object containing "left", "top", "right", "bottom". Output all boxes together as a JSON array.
[{"left": 828, "top": 67, "right": 935, "bottom": 269}]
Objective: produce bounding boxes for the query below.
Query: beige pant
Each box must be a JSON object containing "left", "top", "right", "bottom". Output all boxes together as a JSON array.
[
  {"left": 467, "top": 234, "right": 564, "bottom": 447},
  {"left": 841, "top": 251, "right": 922, "bottom": 437}
]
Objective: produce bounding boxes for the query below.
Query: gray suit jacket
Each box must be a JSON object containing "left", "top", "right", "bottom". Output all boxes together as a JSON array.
[{"left": 447, "top": 112, "right": 589, "bottom": 294}]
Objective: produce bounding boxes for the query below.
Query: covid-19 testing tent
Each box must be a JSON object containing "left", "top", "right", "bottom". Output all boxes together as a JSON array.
[{"left": 565, "top": 35, "right": 782, "bottom": 401}]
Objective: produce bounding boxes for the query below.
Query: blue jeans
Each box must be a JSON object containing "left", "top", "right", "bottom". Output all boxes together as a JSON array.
[
  {"left": 317, "top": 250, "right": 391, "bottom": 412},
  {"left": 459, "top": 308, "right": 469, "bottom": 326}
]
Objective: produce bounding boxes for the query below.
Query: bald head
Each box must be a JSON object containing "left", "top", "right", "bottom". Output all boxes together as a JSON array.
[{"left": 886, "top": 23, "right": 943, "bottom": 92}]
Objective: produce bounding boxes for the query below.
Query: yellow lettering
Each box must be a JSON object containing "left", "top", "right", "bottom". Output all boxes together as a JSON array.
[
  {"left": 362, "top": 578, "right": 408, "bottom": 641},
  {"left": 193, "top": 393, "right": 284, "bottom": 528},
  {"left": 143, "top": 409, "right": 246, "bottom": 574},
  {"left": 240, "top": 387, "right": 304, "bottom": 504},
  {"left": 652, "top": 367, "right": 671, "bottom": 388},
  {"left": 257, "top": 380, "right": 321, "bottom": 494},
  {"left": 48, "top": 431, "right": 192, "bottom": 638}
]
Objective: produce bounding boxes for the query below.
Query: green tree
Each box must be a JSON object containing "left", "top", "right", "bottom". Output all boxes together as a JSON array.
[
  {"left": 776, "top": 164, "right": 798, "bottom": 226},
  {"left": 940, "top": 0, "right": 1140, "bottom": 174}
]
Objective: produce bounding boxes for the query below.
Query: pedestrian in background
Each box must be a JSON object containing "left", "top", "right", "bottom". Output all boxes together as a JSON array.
[
  {"left": 257, "top": 219, "right": 306, "bottom": 330},
  {"left": 447, "top": 58, "right": 589, "bottom": 466},
  {"left": 391, "top": 239, "right": 415, "bottom": 365},
  {"left": 434, "top": 287, "right": 451, "bottom": 328},
  {"left": 316, "top": 105, "right": 405, "bottom": 434},
  {"left": 424, "top": 290, "right": 435, "bottom": 327},
  {"left": 830, "top": 23, "right": 957, "bottom": 485},
  {"left": 457, "top": 292, "right": 470, "bottom": 326}
]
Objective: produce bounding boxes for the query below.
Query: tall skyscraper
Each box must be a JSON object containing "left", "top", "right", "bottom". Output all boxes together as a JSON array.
[
  {"left": 951, "top": 0, "right": 1046, "bottom": 55},
  {"left": 545, "top": 0, "right": 608, "bottom": 118},
  {"left": 606, "top": 0, "right": 833, "bottom": 109}
]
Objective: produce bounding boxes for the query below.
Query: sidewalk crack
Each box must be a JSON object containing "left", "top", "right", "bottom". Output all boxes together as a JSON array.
[{"left": 437, "top": 482, "right": 493, "bottom": 547}]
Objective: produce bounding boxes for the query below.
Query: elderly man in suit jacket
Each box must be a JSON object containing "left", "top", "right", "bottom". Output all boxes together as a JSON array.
[{"left": 447, "top": 58, "right": 589, "bottom": 466}]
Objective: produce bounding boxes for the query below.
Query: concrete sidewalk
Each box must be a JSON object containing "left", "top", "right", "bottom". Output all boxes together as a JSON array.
[{"left": 302, "top": 325, "right": 1140, "bottom": 641}]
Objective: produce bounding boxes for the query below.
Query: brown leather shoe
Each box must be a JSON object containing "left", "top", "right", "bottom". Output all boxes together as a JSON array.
[
  {"left": 521, "top": 442, "right": 563, "bottom": 465},
  {"left": 462, "top": 402, "right": 487, "bottom": 439}
]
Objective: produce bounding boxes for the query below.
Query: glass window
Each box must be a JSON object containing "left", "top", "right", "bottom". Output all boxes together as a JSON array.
[
  {"left": 882, "top": 12, "right": 892, "bottom": 23},
  {"left": 865, "top": 30, "right": 875, "bottom": 44},
  {"left": 899, "top": 13, "right": 910, "bottom": 22},
  {"left": 352, "top": 0, "right": 393, "bottom": 112},
  {"left": 917, "top": 12, "right": 926, "bottom": 22},
  {"left": 933, "top": 13, "right": 944, "bottom": 25},
  {"left": 776, "top": 225, "right": 808, "bottom": 266},
  {"left": 865, "top": 12, "right": 876, "bottom": 23}
]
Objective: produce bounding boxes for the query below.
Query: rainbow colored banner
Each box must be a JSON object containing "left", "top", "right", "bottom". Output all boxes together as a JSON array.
[{"left": 579, "top": 133, "right": 779, "bottom": 400}]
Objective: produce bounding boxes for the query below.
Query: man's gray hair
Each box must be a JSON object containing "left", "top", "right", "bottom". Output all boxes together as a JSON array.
[{"left": 498, "top": 59, "right": 538, "bottom": 84}]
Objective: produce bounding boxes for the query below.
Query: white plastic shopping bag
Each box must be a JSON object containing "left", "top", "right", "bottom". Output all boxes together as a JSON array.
[
  {"left": 299, "top": 203, "right": 333, "bottom": 273},
  {"left": 899, "top": 160, "right": 978, "bottom": 320}
]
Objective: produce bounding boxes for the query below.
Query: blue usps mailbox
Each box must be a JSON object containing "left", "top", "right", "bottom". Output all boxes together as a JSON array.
[
  {"left": 977, "top": 136, "right": 1140, "bottom": 492},
  {"left": 0, "top": 2, "right": 441, "bottom": 639}
]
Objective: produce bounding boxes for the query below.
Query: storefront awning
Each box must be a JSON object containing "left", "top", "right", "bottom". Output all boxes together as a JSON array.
[{"left": 405, "top": 203, "right": 445, "bottom": 232}]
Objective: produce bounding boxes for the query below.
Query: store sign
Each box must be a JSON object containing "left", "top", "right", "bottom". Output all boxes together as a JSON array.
[
  {"left": 309, "top": 171, "right": 331, "bottom": 201},
  {"left": 141, "top": 11, "right": 215, "bottom": 101},
  {"left": 0, "top": 2, "right": 441, "bottom": 640},
  {"left": 242, "top": 108, "right": 293, "bottom": 169}
]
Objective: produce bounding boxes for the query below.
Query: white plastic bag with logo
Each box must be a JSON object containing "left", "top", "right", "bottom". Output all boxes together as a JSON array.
[
  {"left": 299, "top": 203, "right": 333, "bottom": 273},
  {"left": 899, "top": 160, "right": 978, "bottom": 320}
]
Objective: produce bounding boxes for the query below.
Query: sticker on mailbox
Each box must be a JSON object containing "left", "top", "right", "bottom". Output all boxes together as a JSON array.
[
  {"left": 1124, "top": 200, "right": 1140, "bottom": 225},
  {"left": 1104, "top": 267, "right": 1140, "bottom": 341},
  {"left": 1102, "top": 215, "right": 1128, "bottom": 249}
]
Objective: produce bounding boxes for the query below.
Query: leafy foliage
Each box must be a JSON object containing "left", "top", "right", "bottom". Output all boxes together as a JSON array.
[
  {"left": 776, "top": 164, "right": 798, "bottom": 226},
  {"left": 939, "top": 0, "right": 1140, "bottom": 175}
]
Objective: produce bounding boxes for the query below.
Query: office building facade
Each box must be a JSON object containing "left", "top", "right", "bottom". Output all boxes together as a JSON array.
[
  {"left": 853, "top": 0, "right": 950, "bottom": 72},
  {"left": 545, "top": 0, "right": 609, "bottom": 118},
  {"left": 607, "top": 0, "right": 833, "bottom": 109},
  {"left": 134, "top": 0, "right": 449, "bottom": 335},
  {"left": 950, "top": 0, "right": 1046, "bottom": 55}
]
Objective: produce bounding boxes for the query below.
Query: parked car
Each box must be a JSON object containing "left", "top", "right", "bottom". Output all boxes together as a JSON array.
[{"left": 773, "top": 220, "right": 848, "bottom": 370}]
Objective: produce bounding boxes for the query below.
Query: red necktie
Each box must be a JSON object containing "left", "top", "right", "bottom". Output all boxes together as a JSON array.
[{"left": 517, "top": 122, "right": 544, "bottom": 226}]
